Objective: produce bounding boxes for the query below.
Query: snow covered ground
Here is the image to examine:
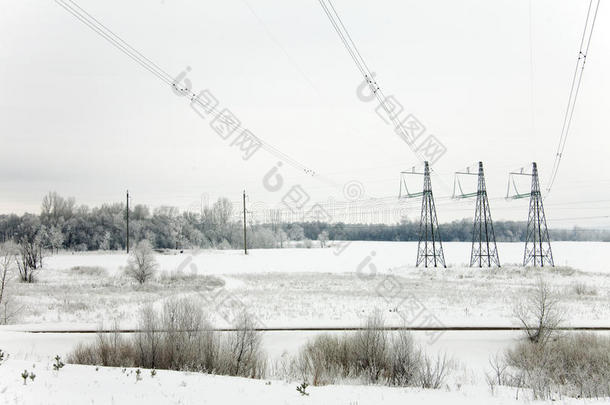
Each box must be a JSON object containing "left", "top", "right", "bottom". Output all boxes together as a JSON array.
[
  {"left": 1, "top": 241, "right": 609, "bottom": 404},
  {"left": 3, "top": 241, "right": 608, "bottom": 330},
  {"left": 41, "top": 241, "right": 610, "bottom": 276},
  {"left": 0, "top": 357, "right": 602, "bottom": 405}
]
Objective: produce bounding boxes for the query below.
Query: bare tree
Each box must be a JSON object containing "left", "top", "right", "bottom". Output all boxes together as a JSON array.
[
  {"left": 226, "top": 311, "right": 265, "bottom": 378},
  {"left": 16, "top": 236, "right": 44, "bottom": 283},
  {"left": 268, "top": 209, "right": 282, "bottom": 233},
  {"left": 126, "top": 240, "right": 158, "bottom": 284},
  {"left": 0, "top": 242, "right": 21, "bottom": 324},
  {"left": 0, "top": 242, "right": 17, "bottom": 306},
  {"left": 513, "top": 278, "right": 562, "bottom": 345},
  {"left": 40, "top": 191, "right": 75, "bottom": 227}
]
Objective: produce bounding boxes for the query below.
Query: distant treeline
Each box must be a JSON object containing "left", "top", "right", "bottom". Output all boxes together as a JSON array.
[
  {"left": 0, "top": 192, "right": 608, "bottom": 252},
  {"left": 294, "top": 220, "right": 610, "bottom": 243}
]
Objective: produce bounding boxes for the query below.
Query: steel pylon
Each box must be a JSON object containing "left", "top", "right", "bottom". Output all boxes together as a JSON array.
[
  {"left": 416, "top": 162, "right": 446, "bottom": 268},
  {"left": 470, "top": 162, "right": 500, "bottom": 267},
  {"left": 523, "top": 162, "right": 554, "bottom": 267}
]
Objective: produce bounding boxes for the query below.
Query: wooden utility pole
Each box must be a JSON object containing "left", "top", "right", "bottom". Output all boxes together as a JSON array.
[
  {"left": 126, "top": 190, "right": 130, "bottom": 254},
  {"left": 243, "top": 190, "right": 247, "bottom": 255}
]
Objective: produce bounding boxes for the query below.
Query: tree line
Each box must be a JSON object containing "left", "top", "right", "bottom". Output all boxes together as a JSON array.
[{"left": 0, "top": 192, "right": 608, "bottom": 253}]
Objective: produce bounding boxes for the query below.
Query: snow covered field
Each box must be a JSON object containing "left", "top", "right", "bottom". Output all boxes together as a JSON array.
[
  {"left": 1, "top": 241, "right": 609, "bottom": 404},
  {"left": 41, "top": 241, "right": 610, "bottom": 276},
  {"left": 3, "top": 241, "right": 608, "bottom": 329}
]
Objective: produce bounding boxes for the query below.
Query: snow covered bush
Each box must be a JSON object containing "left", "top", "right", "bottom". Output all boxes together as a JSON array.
[
  {"left": 293, "top": 333, "right": 345, "bottom": 386},
  {"left": 221, "top": 311, "right": 266, "bottom": 378},
  {"left": 505, "top": 333, "right": 610, "bottom": 399},
  {"left": 513, "top": 278, "right": 562, "bottom": 345},
  {"left": 353, "top": 310, "right": 388, "bottom": 383},
  {"left": 125, "top": 240, "right": 158, "bottom": 284},
  {"left": 136, "top": 304, "right": 162, "bottom": 368},
  {"left": 572, "top": 282, "right": 597, "bottom": 296},
  {"left": 387, "top": 330, "right": 421, "bottom": 386},
  {"left": 418, "top": 353, "right": 449, "bottom": 389},
  {"left": 291, "top": 312, "right": 448, "bottom": 388},
  {"left": 216, "top": 239, "right": 232, "bottom": 250},
  {"left": 67, "top": 298, "right": 266, "bottom": 379}
]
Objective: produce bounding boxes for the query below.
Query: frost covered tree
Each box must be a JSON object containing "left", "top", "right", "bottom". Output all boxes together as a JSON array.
[
  {"left": 126, "top": 240, "right": 158, "bottom": 284},
  {"left": 47, "top": 226, "right": 64, "bottom": 253},
  {"left": 0, "top": 242, "right": 18, "bottom": 322},
  {"left": 317, "top": 231, "right": 329, "bottom": 248},
  {"left": 275, "top": 229, "right": 288, "bottom": 248},
  {"left": 40, "top": 191, "right": 75, "bottom": 227},
  {"left": 99, "top": 231, "right": 111, "bottom": 251},
  {"left": 288, "top": 224, "right": 304, "bottom": 241}
]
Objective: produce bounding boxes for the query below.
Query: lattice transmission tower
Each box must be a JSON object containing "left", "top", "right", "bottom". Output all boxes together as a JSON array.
[
  {"left": 470, "top": 162, "right": 500, "bottom": 267},
  {"left": 524, "top": 163, "right": 554, "bottom": 267},
  {"left": 506, "top": 162, "right": 554, "bottom": 267},
  {"left": 416, "top": 162, "right": 446, "bottom": 268},
  {"left": 453, "top": 162, "right": 500, "bottom": 266}
]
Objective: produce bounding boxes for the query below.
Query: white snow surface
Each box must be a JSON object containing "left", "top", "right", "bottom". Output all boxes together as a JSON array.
[
  {"left": 43, "top": 241, "right": 610, "bottom": 276},
  {"left": 0, "top": 358, "right": 597, "bottom": 405},
  {"left": 1, "top": 242, "right": 609, "bottom": 404}
]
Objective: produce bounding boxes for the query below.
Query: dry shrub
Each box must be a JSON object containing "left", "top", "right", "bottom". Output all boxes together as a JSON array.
[
  {"left": 291, "top": 312, "right": 449, "bottom": 388},
  {"left": 485, "top": 352, "right": 509, "bottom": 394},
  {"left": 353, "top": 310, "right": 388, "bottom": 383},
  {"left": 572, "top": 282, "right": 597, "bottom": 296},
  {"left": 418, "top": 353, "right": 449, "bottom": 389},
  {"left": 135, "top": 304, "right": 162, "bottom": 368},
  {"left": 158, "top": 271, "right": 225, "bottom": 289},
  {"left": 70, "top": 266, "right": 108, "bottom": 277},
  {"left": 69, "top": 325, "right": 135, "bottom": 367},
  {"left": 220, "top": 311, "right": 266, "bottom": 378},
  {"left": 293, "top": 334, "right": 346, "bottom": 386},
  {"left": 513, "top": 278, "right": 562, "bottom": 345},
  {"left": 67, "top": 298, "right": 266, "bottom": 379},
  {"left": 387, "top": 330, "right": 421, "bottom": 386},
  {"left": 505, "top": 333, "right": 610, "bottom": 399}
]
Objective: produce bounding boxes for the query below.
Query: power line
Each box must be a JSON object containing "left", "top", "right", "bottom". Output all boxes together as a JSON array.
[
  {"left": 318, "top": 1, "right": 454, "bottom": 197},
  {"left": 317, "top": 1, "right": 430, "bottom": 166},
  {"left": 547, "top": 0, "right": 602, "bottom": 193},
  {"left": 55, "top": 0, "right": 321, "bottom": 179}
]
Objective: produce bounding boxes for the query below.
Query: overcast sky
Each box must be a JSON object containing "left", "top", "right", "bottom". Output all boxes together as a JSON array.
[{"left": 1, "top": 0, "right": 609, "bottom": 227}]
